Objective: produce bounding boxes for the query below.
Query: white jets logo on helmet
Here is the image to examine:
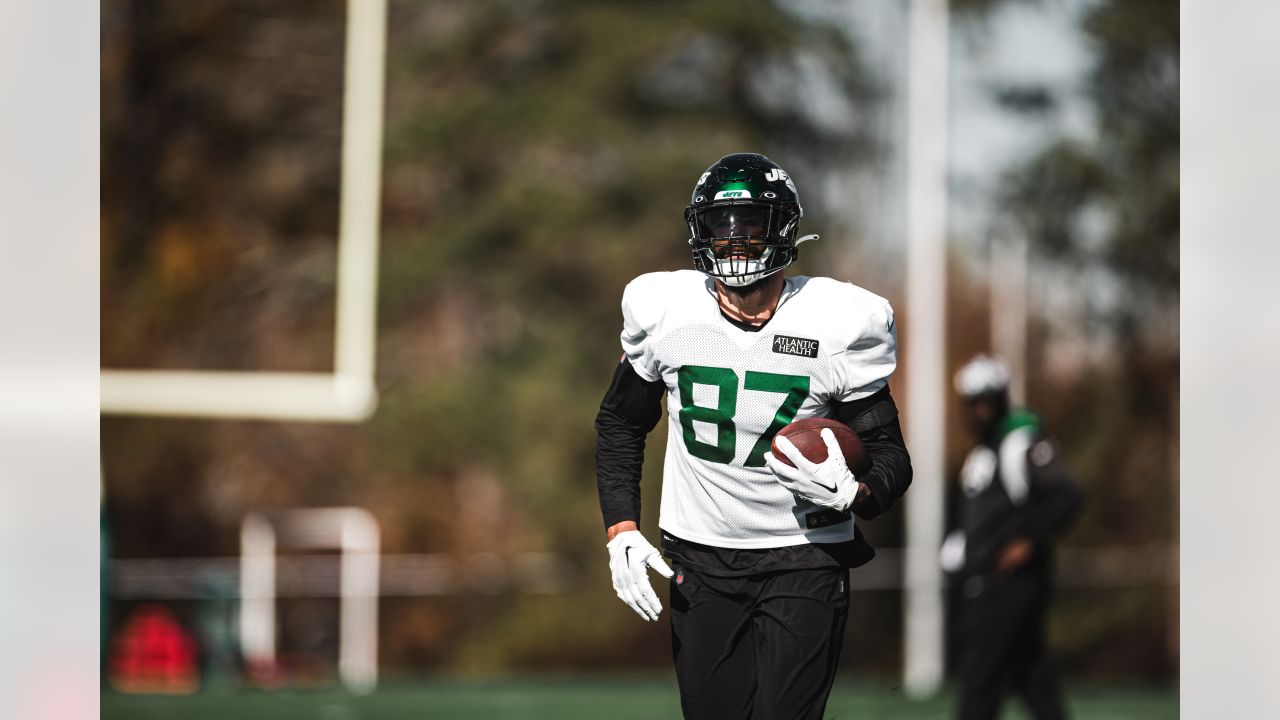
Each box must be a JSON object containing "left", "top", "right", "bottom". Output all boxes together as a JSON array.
[{"left": 765, "top": 167, "right": 799, "bottom": 194}]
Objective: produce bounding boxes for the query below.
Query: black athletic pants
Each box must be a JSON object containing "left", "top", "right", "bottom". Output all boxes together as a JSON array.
[
  {"left": 957, "top": 570, "right": 1067, "bottom": 720},
  {"left": 669, "top": 563, "right": 850, "bottom": 720}
]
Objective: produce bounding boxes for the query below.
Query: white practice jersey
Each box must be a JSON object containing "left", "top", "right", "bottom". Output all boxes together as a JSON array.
[{"left": 620, "top": 270, "right": 898, "bottom": 549}]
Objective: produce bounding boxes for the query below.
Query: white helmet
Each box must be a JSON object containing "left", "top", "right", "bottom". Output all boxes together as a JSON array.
[{"left": 954, "top": 355, "right": 1010, "bottom": 398}]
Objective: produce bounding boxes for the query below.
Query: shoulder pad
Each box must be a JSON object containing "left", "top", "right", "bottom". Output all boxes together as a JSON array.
[{"left": 785, "top": 277, "right": 896, "bottom": 353}]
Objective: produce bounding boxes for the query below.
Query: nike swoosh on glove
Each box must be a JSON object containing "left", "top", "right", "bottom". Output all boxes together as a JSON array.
[
  {"left": 765, "top": 428, "right": 860, "bottom": 512},
  {"left": 607, "top": 530, "right": 675, "bottom": 622}
]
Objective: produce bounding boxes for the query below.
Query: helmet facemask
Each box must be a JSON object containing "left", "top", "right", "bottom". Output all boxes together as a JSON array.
[{"left": 686, "top": 202, "right": 800, "bottom": 287}]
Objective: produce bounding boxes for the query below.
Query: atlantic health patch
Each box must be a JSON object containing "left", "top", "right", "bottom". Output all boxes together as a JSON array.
[{"left": 772, "top": 334, "right": 819, "bottom": 358}]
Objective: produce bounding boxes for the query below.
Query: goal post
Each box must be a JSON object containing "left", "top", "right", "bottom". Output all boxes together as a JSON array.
[{"left": 100, "top": 0, "right": 388, "bottom": 424}]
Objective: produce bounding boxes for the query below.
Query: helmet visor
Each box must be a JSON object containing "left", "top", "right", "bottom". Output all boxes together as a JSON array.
[{"left": 692, "top": 205, "right": 772, "bottom": 242}]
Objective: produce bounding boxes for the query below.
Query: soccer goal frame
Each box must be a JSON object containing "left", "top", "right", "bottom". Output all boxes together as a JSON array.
[{"left": 100, "top": 0, "right": 388, "bottom": 423}]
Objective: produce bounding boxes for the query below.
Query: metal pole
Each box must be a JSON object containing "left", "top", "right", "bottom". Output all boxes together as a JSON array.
[
  {"left": 338, "top": 509, "right": 381, "bottom": 693},
  {"left": 239, "top": 514, "right": 277, "bottom": 673},
  {"left": 902, "top": 0, "right": 948, "bottom": 698}
]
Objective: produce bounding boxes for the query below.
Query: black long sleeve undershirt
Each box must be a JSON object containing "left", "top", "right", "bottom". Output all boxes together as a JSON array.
[
  {"left": 833, "top": 387, "right": 913, "bottom": 520},
  {"left": 961, "top": 445, "right": 1084, "bottom": 575},
  {"left": 595, "top": 361, "right": 914, "bottom": 528},
  {"left": 594, "top": 360, "right": 664, "bottom": 529}
]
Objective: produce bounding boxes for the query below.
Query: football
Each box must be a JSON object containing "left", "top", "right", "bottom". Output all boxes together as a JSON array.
[{"left": 770, "top": 417, "right": 871, "bottom": 475}]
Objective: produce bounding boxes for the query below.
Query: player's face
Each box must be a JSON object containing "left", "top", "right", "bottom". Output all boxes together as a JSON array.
[
  {"left": 962, "top": 393, "right": 1005, "bottom": 439},
  {"left": 695, "top": 206, "right": 771, "bottom": 259},
  {"left": 711, "top": 234, "right": 768, "bottom": 260}
]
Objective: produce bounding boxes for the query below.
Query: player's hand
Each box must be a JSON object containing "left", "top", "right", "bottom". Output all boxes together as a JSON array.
[
  {"left": 939, "top": 530, "right": 967, "bottom": 574},
  {"left": 765, "top": 428, "right": 861, "bottom": 512},
  {"left": 606, "top": 530, "right": 675, "bottom": 622}
]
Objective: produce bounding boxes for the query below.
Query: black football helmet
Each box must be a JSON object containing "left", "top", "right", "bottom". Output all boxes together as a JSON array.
[{"left": 684, "top": 153, "right": 817, "bottom": 287}]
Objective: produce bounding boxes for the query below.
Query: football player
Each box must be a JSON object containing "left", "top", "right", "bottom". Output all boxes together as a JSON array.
[
  {"left": 595, "top": 153, "right": 913, "bottom": 719},
  {"left": 943, "top": 355, "right": 1084, "bottom": 720}
]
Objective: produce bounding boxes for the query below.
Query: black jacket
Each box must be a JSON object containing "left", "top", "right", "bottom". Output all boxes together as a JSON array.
[{"left": 952, "top": 410, "right": 1084, "bottom": 577}]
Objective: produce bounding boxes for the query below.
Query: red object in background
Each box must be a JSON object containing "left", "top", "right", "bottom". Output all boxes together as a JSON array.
[{"left": 108, "top": 605, "right": 199, "bottom": 694}]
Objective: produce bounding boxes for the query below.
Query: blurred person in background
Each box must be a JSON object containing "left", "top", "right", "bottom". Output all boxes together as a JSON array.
[
  {"left": 942, "top": 355, "right": 1084, "bottom": 720},
  {"left": 594, "top": 153, "right": 913, "bottom": 719}
]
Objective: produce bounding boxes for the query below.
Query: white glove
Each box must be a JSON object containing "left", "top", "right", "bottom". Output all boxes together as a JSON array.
[
  {"left": 940, "top": 530, "right": 967, "bottom": 573},
  {"left": 765, "top": 428, "right": 860, "bottom": 512},
  {"left": 607, "top": 530, "right": 675, "bottom": 622}
]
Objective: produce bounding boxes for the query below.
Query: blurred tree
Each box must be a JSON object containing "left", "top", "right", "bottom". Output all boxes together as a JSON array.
[
  {"left": 997, "top": 0, "right": 1178, "bottom": 539},
  {"left": 102, "top": 0, "right": 347, "bottom": 372}
]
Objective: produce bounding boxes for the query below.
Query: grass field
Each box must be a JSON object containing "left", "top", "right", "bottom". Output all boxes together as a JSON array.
[{"left": 103, "top": 678, "right": 1177, "bottom": 719}]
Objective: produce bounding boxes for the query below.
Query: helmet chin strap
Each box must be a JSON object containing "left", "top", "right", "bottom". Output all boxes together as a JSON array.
[
  {"left": 795, "top": 233, "right": 819, "bottom": 246},
  {"left": 716, "top": 264, "right": 784, "bottom": 288},
  {"left": 714, "top": 260, "right": 769, "bottom": 287},
  {"left": 719, "top": 273, "right": 766, "bottom": 288}
]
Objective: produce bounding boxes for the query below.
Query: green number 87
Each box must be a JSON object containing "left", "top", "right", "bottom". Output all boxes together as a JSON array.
[{"left": 676, "top": 365, "right": 810, "bottom": 467}]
